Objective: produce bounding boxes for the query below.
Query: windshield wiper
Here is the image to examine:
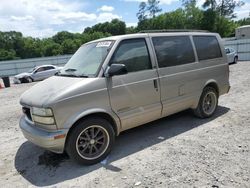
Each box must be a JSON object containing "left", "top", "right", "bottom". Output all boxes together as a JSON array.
[
  {"left": 64, "top": 68, "right": 77, "bottom": 72},
  {"left": 56, "top": 73, "right": 78, "bottom": 77},
  {"left": 56, "top": 73, "right": 89, "bottom": 78}
]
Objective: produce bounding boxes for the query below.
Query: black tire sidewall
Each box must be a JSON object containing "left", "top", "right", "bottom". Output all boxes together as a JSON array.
[
  {"left": 66, "top": 118, "right": 115, "bottom": 165},
  {"left": 234, "top": 57, "right": 238, "bottom": 63},
  {"left": 25, "top": 77, "right": 32, "bottom": 83}
]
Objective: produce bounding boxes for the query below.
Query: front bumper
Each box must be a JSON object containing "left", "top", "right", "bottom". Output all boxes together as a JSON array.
[
  {"left": 13, "top": 77, "right": 21, "bottom": 84},
  {"left": 19, "top": 115, "right": 68, "bottom": 153}
]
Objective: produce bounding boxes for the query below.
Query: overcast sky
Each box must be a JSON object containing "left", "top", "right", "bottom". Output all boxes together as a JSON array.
[{"left": 0, "top": 0, "right": 249, "bottom": 38}]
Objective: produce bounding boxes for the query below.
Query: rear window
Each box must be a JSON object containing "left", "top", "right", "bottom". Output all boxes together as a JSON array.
[
  {"left": 152, "top": 36, "right": 195, "bottom": 68},
  {"left": 193, "top": 36, "right": 222, "bottom": 61}
]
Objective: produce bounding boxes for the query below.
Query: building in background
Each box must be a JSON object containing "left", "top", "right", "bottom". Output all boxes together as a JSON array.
[
  {"left": 235, "top": 25, "right": 250, "bottom": 40},
  {"left": 223, "top": 25, "right": 250, "bottom": 61}
]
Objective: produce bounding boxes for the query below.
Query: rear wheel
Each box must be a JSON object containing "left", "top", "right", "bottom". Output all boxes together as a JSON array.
[
  {"left": 193, "top": 87, "right": 218, "bottom": 118},
  {"left": 234, "top": 56, "right": 238, "bottom": 64},
  {"left": 66, "top": 117, "right": 115, "bottom": 165}
]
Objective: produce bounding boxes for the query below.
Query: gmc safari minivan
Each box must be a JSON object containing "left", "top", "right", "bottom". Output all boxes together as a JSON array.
[{"left": 19, "top": 31, "right": 230, "bottom": 165}]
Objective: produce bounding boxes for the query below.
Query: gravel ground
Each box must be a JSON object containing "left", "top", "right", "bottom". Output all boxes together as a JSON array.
[{"left": 0, "top": 62, "right": 249, "bottom": 188}]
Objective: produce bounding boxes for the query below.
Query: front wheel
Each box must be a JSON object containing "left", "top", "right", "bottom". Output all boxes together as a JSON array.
[
  {"left": 66, "top": 118, "right": 115, "bottom": 165},
  {"left": 193, "top": 87, "right": 218, "bottom": 118},
  {"left": 25, "top": 77, "right": 33, "bottom": 83}
]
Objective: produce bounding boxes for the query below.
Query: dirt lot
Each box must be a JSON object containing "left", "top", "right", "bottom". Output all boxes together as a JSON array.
[{"left": 0, "top": 62, "right": 249, "bottom": 188}]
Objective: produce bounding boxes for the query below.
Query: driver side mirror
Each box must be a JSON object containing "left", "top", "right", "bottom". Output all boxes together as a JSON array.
[{"left": 105, "top": 64, "right": 128, "bottom": 77}]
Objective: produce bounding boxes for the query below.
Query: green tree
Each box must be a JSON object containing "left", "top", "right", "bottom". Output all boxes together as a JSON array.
[
  {"left": 137, "top": 2, "right": 147, "bottom": 21},
  {"left": 148, "top": 0, "right": 162, "bottom": 18},
  {"left": 203, "top": 0, "right": 244, "bottom": 18},
  {"left": 41, "top": 39, "right": 63, "bottom": 56},
  {"left": 83, "top": 19, "right": 126, "bottom": 36},
  {"left": 52, "top": 31, "right": 75, "bottom": 44},
  {"left": 201, "top": 9, "right": 217, "bottom": 31},
  {"left": 236, "top": 17, "right": 250, "bottom": 26},
  {"left": 20, "top": 37, "right": 42, "bottom": 58},
  {"left": 183, "top": 0, "right": 203, "bottom": 29},
  {"left": 0, "top": 49, "right": 16, "bottom": 61},
  {"left": 137, "top": 0, "right": 162, "bottom": 21}
]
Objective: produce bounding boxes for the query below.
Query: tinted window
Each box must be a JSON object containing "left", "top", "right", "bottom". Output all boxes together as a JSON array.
[
  {"left": 36, "top": 67, "right": 45, "bottom": 72},
  {"left": 230, "top": 48, "right": 235, "bottom": 53},
  {"left": 47, "top": 66, "right": 55, "bottom": 70},
  {"left": 152, "top": 36, "right": 195, "bottom": 68},
  {"left": 193, "top": 36, "right": 222, "bottom": 61},
  {"left": 43, "top": 66, "right": 54, "bottom": 70},
  {"left": 110, "top": 39, "right": 152, "bottom": 73}
]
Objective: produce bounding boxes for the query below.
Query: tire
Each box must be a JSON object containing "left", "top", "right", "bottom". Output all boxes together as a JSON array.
[
  {"left": 25, "top": 77, "right": 33, "bottom": 83},
  {"left": 234, "top": 56, "right": 238, "bottom": 64},
  {"left": 193, "top": 87, "right": 218, "bottom": 118},
  {"left": 66, "top": 117, "right": 115, "bottom": 165}
]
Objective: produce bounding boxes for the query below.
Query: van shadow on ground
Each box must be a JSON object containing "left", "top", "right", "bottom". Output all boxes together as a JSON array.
[{"left": 15, "top": 106, "right": 230, "bottom": 186}]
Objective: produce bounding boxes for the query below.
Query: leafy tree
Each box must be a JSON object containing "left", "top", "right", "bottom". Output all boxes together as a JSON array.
[
  {"left": 0, "top": 49, "right": 16, "bottom": 61},
  {"left": 41, "top": 39, "right": 63, "bottom": 56},
  {"left": 236, "top": 17, "right": 250, "bottom": 26},
  {"left": 215, "top": 16, "right": 237, "bottom": 36},
  {"left": 137, "top": 0, "right": 162, "bottom": 21},
  {"left": 203, "top": 0, "right": 244, "bottom": 18},
  {"left": 201, "top": 9, "right": 217, "bottom": 31},
  {"left": 137, "top": 2, "right": 147, "bottom": 21},
  {"left": 183, "top": 0, "right": 203, "bottom": 29},
  {"left": 84, "top": 19, "right": 126, "bottom": 36},
  {"left": 148, "top": 0, "right": 162, "bottom": 18},
  {"left": 126, "top": 26, "right": 137, "bottom": 34},
  {"left": 19, "top": 37, "right": 43, "bottom": 58},
  {"left": 52, "top": 31, "right": 75, "bottom": 44}
]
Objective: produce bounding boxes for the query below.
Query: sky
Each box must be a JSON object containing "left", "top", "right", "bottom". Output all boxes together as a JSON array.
[{"left": 0, "top": 0, "right": 249, "bottom": 38}]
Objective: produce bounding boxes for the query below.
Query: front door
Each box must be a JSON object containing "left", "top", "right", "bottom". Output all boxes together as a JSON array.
[
  {"left": 33, "top": 67, "right": 47, "bottom": 81},
  {"left": 107, "top": 38, "right": 161, "bottom": 131}
]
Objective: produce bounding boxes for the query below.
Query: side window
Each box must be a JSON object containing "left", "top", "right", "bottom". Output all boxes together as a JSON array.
[
  {"left": 152, "top": 36, "right": 195, "bottom": 68},
  {"left": 225, "top": 48, "right": 230, "bottom": 54},
  {"left": 193, "top": 36, "right": 222, "bottom": 61},
  {"left": 110, "top": 39, "right": 152, "bottom": 73},
  {"left": 45, "top": 66, "right": 55, "bottom": 70},
  {"left": 36, "top": 67, "right": 45, "bottom": 73}
]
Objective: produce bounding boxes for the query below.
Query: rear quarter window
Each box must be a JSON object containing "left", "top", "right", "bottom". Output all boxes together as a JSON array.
[{"left": 193, "top": 36, "right": 222, "bottom": 61}]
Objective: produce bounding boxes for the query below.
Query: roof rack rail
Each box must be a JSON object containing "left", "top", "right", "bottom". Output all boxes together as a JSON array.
[{"left": 139, "top": 29, "right": 210, "bottom": 33}]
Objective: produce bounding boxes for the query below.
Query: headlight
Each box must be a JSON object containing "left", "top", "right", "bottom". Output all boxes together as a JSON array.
[
  {"left": 32, "top": 107, "right": 53, "bottom": 116},
  {"left": 31, "top": 107, "right": 55, "bottom": 125},
  {"left": 32, "top": 115, "right": 55, "bottom": 125}
]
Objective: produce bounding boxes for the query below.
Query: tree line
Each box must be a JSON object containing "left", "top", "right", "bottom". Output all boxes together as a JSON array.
[{"left": 0, "top": 0, "right": 249, "bottom": 61}]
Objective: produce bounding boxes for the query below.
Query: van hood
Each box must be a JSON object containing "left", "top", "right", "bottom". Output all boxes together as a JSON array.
[{"left": 20, "top": 76, "right": 104, "bottom": 107}]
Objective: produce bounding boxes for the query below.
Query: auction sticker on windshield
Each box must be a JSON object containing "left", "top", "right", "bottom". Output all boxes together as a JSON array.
[{"left": 96, "top": 41, "right": 112, "bottom": 47}]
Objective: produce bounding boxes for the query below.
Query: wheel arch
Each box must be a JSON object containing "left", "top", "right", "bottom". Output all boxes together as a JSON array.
[
  {"left": 192, "top": 80, "right": 219, "bottom": 109},
  {"left": 204, "top": 80, "right": 219, "bottom": 96},
  {"left": 64, "top": 109, "right": 120, "bottom": 148}
]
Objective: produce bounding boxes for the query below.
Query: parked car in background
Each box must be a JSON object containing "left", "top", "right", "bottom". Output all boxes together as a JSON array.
[
  {"left": 13, "top": 65, "right": 62, "bottom": 84},
  {"left": 225, "top": 47, "right": 238, "bottom": 64}
]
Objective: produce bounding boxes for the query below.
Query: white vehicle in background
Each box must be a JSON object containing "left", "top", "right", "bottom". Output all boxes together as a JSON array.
[
  {"left": 13, "top": 65, "right": 63, "bottom": 84},
  {"left": 225, "top": 47, "right": 238, "bottom": 64}
]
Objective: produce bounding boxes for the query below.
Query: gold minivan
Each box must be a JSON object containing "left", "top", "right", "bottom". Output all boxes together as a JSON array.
[{"left": 19, "top": 31, "right": 230, "bottom": 165}]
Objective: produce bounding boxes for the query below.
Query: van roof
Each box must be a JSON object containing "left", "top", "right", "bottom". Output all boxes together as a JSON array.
[{"left": 87, "top": 31, "right": 219, "bottom": 44}]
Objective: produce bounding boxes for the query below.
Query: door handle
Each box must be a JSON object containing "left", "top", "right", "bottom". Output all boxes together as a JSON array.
[{"left": 153, "top": 79, "right": 158, "bottom": 91}]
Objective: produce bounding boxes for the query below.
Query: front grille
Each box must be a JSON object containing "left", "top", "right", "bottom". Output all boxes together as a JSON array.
[{"left": 22, "top": 107, "right": 32, "bottom": 121}]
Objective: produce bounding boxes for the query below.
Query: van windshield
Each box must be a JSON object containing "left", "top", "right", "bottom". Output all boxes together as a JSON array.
[{"left": 58, "top": 41, "right": 114, "bottom": 77}]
